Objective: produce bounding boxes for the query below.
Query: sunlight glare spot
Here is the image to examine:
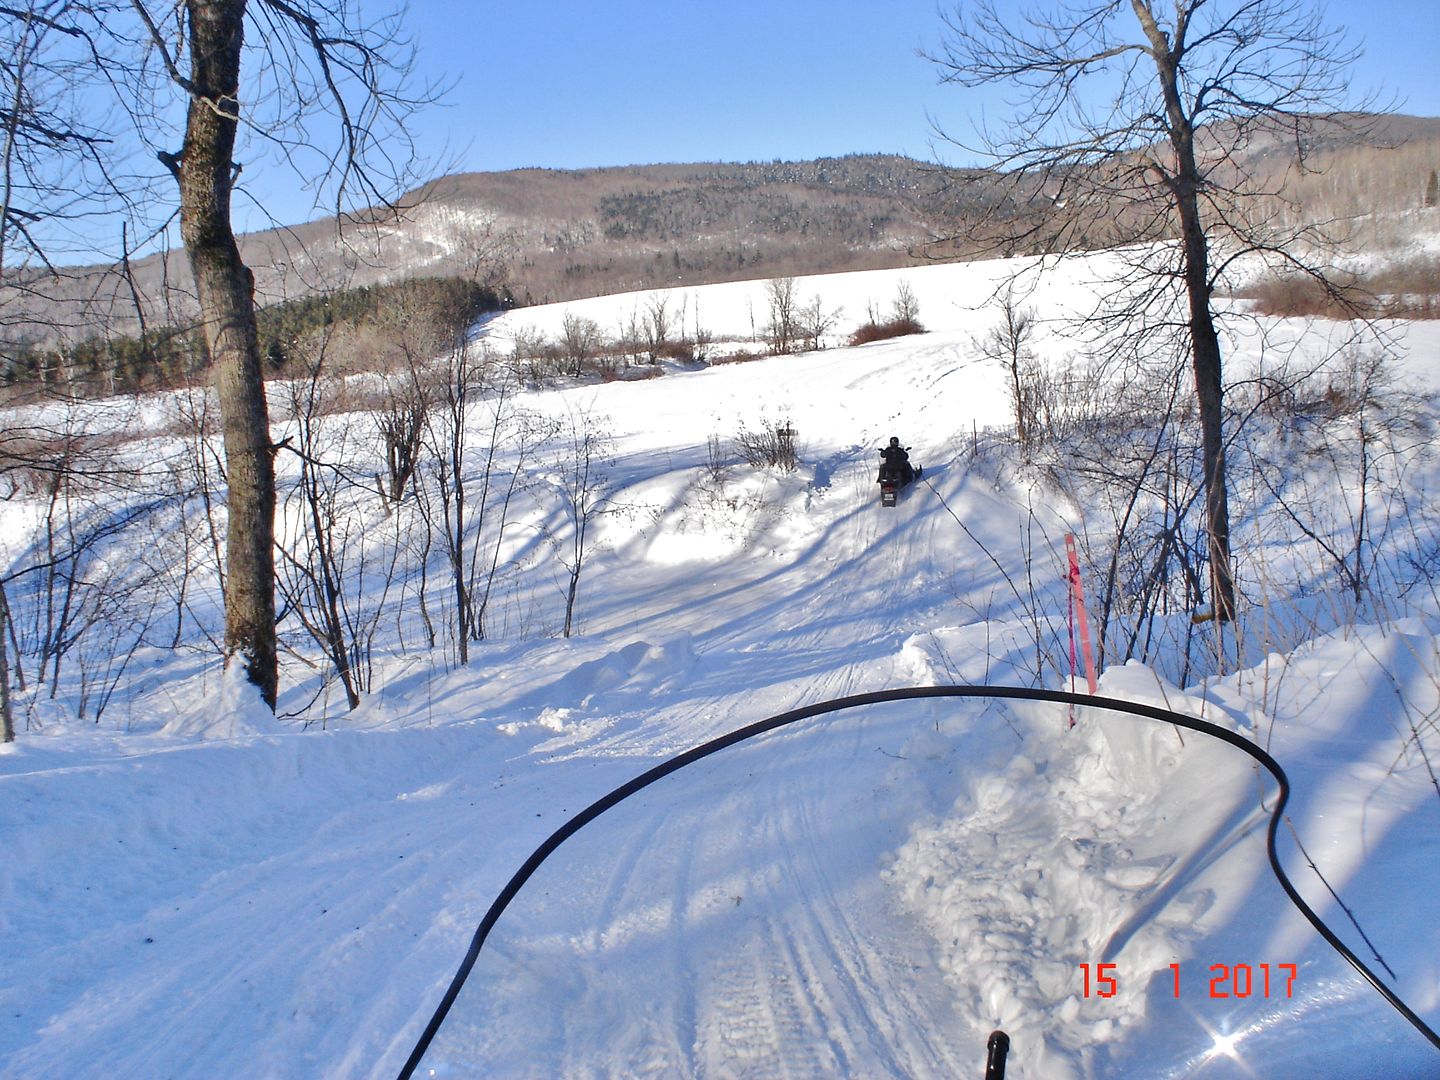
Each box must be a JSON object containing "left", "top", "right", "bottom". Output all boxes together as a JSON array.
[{"left": 1207, "top": 1030, "right": 1243, "bottom": 1060}]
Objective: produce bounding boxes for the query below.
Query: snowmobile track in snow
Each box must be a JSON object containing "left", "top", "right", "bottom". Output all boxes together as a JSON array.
[{"left": 396, "top": 684, "right": 1440, "bottom": 1079}]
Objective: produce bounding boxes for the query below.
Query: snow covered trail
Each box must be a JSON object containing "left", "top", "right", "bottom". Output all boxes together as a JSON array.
[
  {"left": 417, "top": 702, "right": 993, "bottom": 1079},
  {"left": 1, "top": 721, "right": 549, "bottom": 1077}
]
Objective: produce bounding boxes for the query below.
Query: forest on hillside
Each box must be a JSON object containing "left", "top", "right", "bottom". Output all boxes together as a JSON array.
[{"left": 3, "top": 116, "right": 1437, "bottom": 378}]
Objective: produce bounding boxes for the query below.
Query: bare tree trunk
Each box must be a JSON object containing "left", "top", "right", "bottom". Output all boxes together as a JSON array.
[
  {"left": 562, "top": 559, "right": 582, "bottom": 640},
  {"left": 447, "top": 413, "right": 471, "bottom": 663},
  {"left": 300, "top": 455, "right": 361, "bottom": 711},
  {"left": 1134, "top": 1, "right": 1237, "bottom": 621},
  {"left": 0, "top": 582, "right": 13, "bottom": 743},
  {"left": 170, "top": 0, "right": 278, "bottom": 707},
  {"left": 1184, "top": 235, "right": 1237, "bottom": 622}
]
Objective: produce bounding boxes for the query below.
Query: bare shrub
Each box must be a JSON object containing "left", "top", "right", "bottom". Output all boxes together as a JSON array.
[
  {"left": 848, "top": 316, "right": 925, "bottom": 347},
  {"left": 1237, "top": 255, "right": 1440, "bottom": 321},
  {"left": 1238, "top": 274, "right": 1370, "bottom": 320},
  {"left": 509, "top": 326, "right": 560, "bottom": 382},
  {"left": 561, "top": 313, "right": 606, "bottom": 377},
  {"left": 374, "top": 370, "right": 431, "bottom": 509},
  {"left": 159, "top": 388, "right": 227, "bottom": 652},
  {"left": 1242, "top": 347, "right": 1424, "bottom": 607},
  {"left": 3, "top": 416, "right": 166, "bottom": 725},
  {"left": 735, "top": 417, "right": 800, "bottom": 472},
  {"left": 711, "top": 348, "right": 764, "bottom": 365},
  {"left": 1365, "top": 256, "right": 1440, "bottom": 319},
  {"left": 704, "top": 433, "right": 731, "bottom": 485}
]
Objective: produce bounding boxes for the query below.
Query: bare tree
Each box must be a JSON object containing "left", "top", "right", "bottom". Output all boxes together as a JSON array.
[
  {"left": 799, "top": 293, "right": 843, "bottom": 352},
  {"left": 560, "top": 312, "right": 604, "bottom": 377},
  {"left": 687, "top": 292, "right": 714, "bottom": 363},
  {"left": 446, "top": 208, "right": 516, "bottom": 291},
  {"left": 7, "top": 1, "right": 435, "bottom": 709},
  {"left": 643, "top": 293, "right": 671, "bottom": 365},
  {"left": 374, "top": 368, "right": 430, "bottom": 510},
  {"left": 891, "top": 279, "right": 921, "bottom": 324},
  {"left": 977, "top": 289, "right": 1038, "bottom": 450},
  {"left": 414, "top": 327, "right": 487, "bottom": 666},
  {"left": 0, "top": 6, "right": 110, "bottom": 739},
  {"left": 275, "top": 332, "right": 363, "bottom": 710},
  {"left": 415, "top": 332, "right": 554, "bottom": 663},
  {"left": 0, "top": 1, "right": 114, "bottom": 291},
  {"left": 550, "top": 404, "right": 614, "bottom": 639},
  {"left": 929, "top": 0, "right": 1369, "bottom": 623},
  {"left": 764, "top": 276, "right": 799, "bottom": 354}
]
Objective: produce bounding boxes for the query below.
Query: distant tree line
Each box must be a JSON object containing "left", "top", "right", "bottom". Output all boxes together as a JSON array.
[
  {"left": 600, "top": 188, "right": 901, "bottom": 244},
  {"left": 0, "top": 276, "right": 511, "bottom": 396}
]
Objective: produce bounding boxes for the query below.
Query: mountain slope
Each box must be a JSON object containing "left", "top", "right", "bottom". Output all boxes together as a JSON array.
[{"left": 5, "top": 114, "right": 1438, "bottom": 351}]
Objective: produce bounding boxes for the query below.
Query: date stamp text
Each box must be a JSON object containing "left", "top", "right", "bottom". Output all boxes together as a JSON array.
[{"left": 1079, "top": 962, "right": 1298, "bottom": 1000}]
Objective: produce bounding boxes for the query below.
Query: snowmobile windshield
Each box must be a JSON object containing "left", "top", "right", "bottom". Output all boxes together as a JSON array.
[{"left": 407, "top": 695, "right": 1437, "bottom": 1079}]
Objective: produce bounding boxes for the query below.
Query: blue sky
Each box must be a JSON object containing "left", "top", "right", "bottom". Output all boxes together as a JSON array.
[
  {"left": 209, "top": 0, "right": 1440, "bottom": 235},
  {"left": 410, "top": 0, "right": 949, "bottom": 173},
  {"left": 402, "top": 0, "right": 1438, "bottom": 170}
]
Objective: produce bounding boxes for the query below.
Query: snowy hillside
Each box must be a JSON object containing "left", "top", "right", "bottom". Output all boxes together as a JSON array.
[{"left": 2, "top": 253, "right": 1439, "bottom": 1079}]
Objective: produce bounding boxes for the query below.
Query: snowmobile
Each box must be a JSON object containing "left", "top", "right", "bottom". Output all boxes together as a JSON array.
[{"left": 878, "top": 446, "right": 921, "bottom": 507}]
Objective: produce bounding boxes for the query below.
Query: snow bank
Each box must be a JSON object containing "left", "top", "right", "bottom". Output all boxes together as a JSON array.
[{"left": 158, "top": 663, "right": 284, "bottom": 740}]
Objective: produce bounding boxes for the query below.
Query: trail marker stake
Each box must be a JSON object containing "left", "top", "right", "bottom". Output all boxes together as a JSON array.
[{"left": 1065, "top": 534, "right": 1098, "bottom": 722}]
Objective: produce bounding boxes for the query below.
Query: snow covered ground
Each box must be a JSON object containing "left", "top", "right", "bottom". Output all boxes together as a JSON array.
[{"left": 2, "top": 253, "right": 1439, "bottom": 1079}]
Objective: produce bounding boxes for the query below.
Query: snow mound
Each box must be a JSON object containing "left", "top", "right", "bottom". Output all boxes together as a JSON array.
[
  {"left": 159, "top": 664, "right": 283, "bottom": 740},
  {"left": 884, "top": 670, "right": 1261, "bottom": 1079}
]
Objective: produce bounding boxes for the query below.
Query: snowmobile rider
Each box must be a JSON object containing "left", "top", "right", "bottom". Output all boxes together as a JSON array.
[{"left": 879, "top": 437, "right": 915, "bottom": 486}]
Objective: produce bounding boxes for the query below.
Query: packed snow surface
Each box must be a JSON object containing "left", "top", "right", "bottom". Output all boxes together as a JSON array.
[{"left": 2, "top": 254, "right": 1439, "bottom": 1078}]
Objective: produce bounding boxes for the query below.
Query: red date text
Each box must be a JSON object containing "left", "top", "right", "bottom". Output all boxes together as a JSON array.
[{"left": 1079, "top": 962, "right": 1298, "bottom": 999}]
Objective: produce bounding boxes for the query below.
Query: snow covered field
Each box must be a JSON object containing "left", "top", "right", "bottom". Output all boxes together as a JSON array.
[{"left": 2, "top": 253, "right": 1439, "bottom": 1078}]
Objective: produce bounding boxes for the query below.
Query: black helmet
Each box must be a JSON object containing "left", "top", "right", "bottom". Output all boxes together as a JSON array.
[{"left": 888, "top": 436, "right": 900, "bottom": 447}]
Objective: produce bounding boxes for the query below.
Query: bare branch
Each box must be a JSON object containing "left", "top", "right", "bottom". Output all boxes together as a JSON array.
[{"left": 126, "top": 0, "right": 195, "bottom": 94}]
